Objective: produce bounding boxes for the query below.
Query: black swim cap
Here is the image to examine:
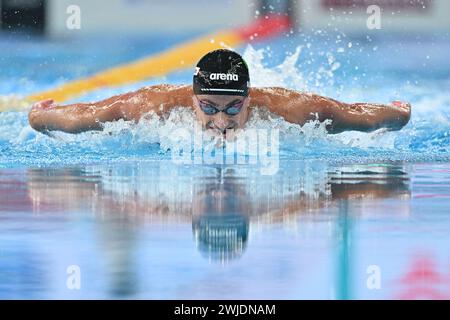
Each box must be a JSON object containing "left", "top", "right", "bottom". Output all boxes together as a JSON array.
[{"left": 193, "top": 49, "right": 250, "bottom": 97}]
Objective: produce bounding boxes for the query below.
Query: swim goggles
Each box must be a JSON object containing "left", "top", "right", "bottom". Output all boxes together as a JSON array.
[{"left": 197, "top": 98, "right": 245, "bottom": 116}]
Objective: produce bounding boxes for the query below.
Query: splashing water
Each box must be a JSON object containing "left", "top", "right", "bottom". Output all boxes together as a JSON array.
[{"left": 0, "top": 35, "right": 449, "bottom": 168}]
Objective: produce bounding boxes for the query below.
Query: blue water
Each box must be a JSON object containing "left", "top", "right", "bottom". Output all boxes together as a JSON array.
[
  {"left": 1, "top": 32, "right": 450, "bottom": 299},
  {"left": 1, "top": 32, "right": 450, "bottom": 166}
]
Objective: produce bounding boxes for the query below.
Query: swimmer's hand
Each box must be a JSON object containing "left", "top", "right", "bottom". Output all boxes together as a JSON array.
[
  {"left": 32, "top": 99, "right": 57, "bottom": 110},
  {"left": 386, "top": 101, "right": 411, "bottom": 131},
  {"left": 28, "top": 99, "right": 58, "bottom": 133}
]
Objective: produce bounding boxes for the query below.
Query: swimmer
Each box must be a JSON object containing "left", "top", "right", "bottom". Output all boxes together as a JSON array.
[{"left": 28, "top": 49, "right": 411, "bottom": 135}]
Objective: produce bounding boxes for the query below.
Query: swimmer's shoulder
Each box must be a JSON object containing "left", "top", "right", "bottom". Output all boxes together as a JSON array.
[
  {"left": 249, "top": 86, "right": 306, "bottom": 100},
  {"left": 134, "top": 84, "right": 193, "bottom": 109},
  {"left": 249, "top": 87, "right": 302, "bottom": 110},
  {"left": 140, "top": 84, "right": 191, "bottom": 93}
]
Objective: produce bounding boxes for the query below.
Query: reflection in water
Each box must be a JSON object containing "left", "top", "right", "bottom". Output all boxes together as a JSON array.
[
  {"left": 394, "top": 254, "right": 450, "bottom": 300},
  {"left": 0, "top": 161, "right": 413, "bottom": 298},
  {"left": 98, "top": 221, "right": 138, "bottom": 298},
  {"left": 193, "top": 214, "right": 250, "bottom": 262}
]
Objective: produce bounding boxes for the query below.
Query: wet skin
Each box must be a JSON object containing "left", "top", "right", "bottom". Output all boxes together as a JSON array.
[{"left": 28, "top": 84, "right": 411, "bottom": 134}]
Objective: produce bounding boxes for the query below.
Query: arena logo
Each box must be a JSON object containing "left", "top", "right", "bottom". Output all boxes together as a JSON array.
[{"left": 210, "top": 73, "right": 239, "bottom": 81}]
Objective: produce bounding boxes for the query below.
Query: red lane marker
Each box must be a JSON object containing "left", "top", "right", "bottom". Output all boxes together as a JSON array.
[
  {"left": 393, "top": 255, "right": 450, "bottom": 300},
  {"left": 399, "top": 257, "right": 446, "bottom": 284},
  {"left": 235, "top": 14, "right": 292, "bottom": 42}
]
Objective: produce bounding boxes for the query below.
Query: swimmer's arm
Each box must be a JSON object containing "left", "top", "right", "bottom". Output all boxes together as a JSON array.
[
  {"left": 249, "top": 87, "right": 411, "bottom": 133},
  {"left": 29, "top": 85, "right": 193, "bottom": 133}
]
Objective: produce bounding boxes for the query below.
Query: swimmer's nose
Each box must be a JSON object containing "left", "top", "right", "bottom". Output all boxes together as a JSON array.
[{"left": 212, "top": 114, "right": 231, "bottom": 132}]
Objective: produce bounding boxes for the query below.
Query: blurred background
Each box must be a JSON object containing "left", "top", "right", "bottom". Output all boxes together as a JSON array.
[
  {"left": 1, "top": 0, "right": 450, "bottom": 300},
  {"left": 1, "top": 0, "right": 450, "bottom": 105},
  {"left": 1, "top": 0, "right": 450, "bottom": 36}
]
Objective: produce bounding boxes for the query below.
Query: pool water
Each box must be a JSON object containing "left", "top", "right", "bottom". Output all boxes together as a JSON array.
[{"left": 0, "top": 31, "right": 450, "bottom": 299}]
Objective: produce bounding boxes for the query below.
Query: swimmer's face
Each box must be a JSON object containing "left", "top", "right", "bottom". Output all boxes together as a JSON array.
[{"left": 193, "top": 94, "right": 250, "bottom": 135}]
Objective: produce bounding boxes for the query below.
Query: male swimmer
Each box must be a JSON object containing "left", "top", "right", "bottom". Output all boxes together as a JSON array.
[{"left": 29, "top": 49, "right": 411, "bottom": 135}]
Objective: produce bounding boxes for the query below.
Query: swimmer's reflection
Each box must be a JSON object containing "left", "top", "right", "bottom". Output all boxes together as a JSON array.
[
  {"left": 191, "top": 173, "right": 251, "bottom": 262},
  {"left": 25, "top": 163, "right": 411, "bottom": 294},
  {"left": 193, "top": 214, "right": 249, "bottom": 262}
]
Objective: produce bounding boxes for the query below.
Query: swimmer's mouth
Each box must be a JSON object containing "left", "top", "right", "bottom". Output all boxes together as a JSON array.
[{"left": 206, "top": 122, "right": 237, "bottom": 135}]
